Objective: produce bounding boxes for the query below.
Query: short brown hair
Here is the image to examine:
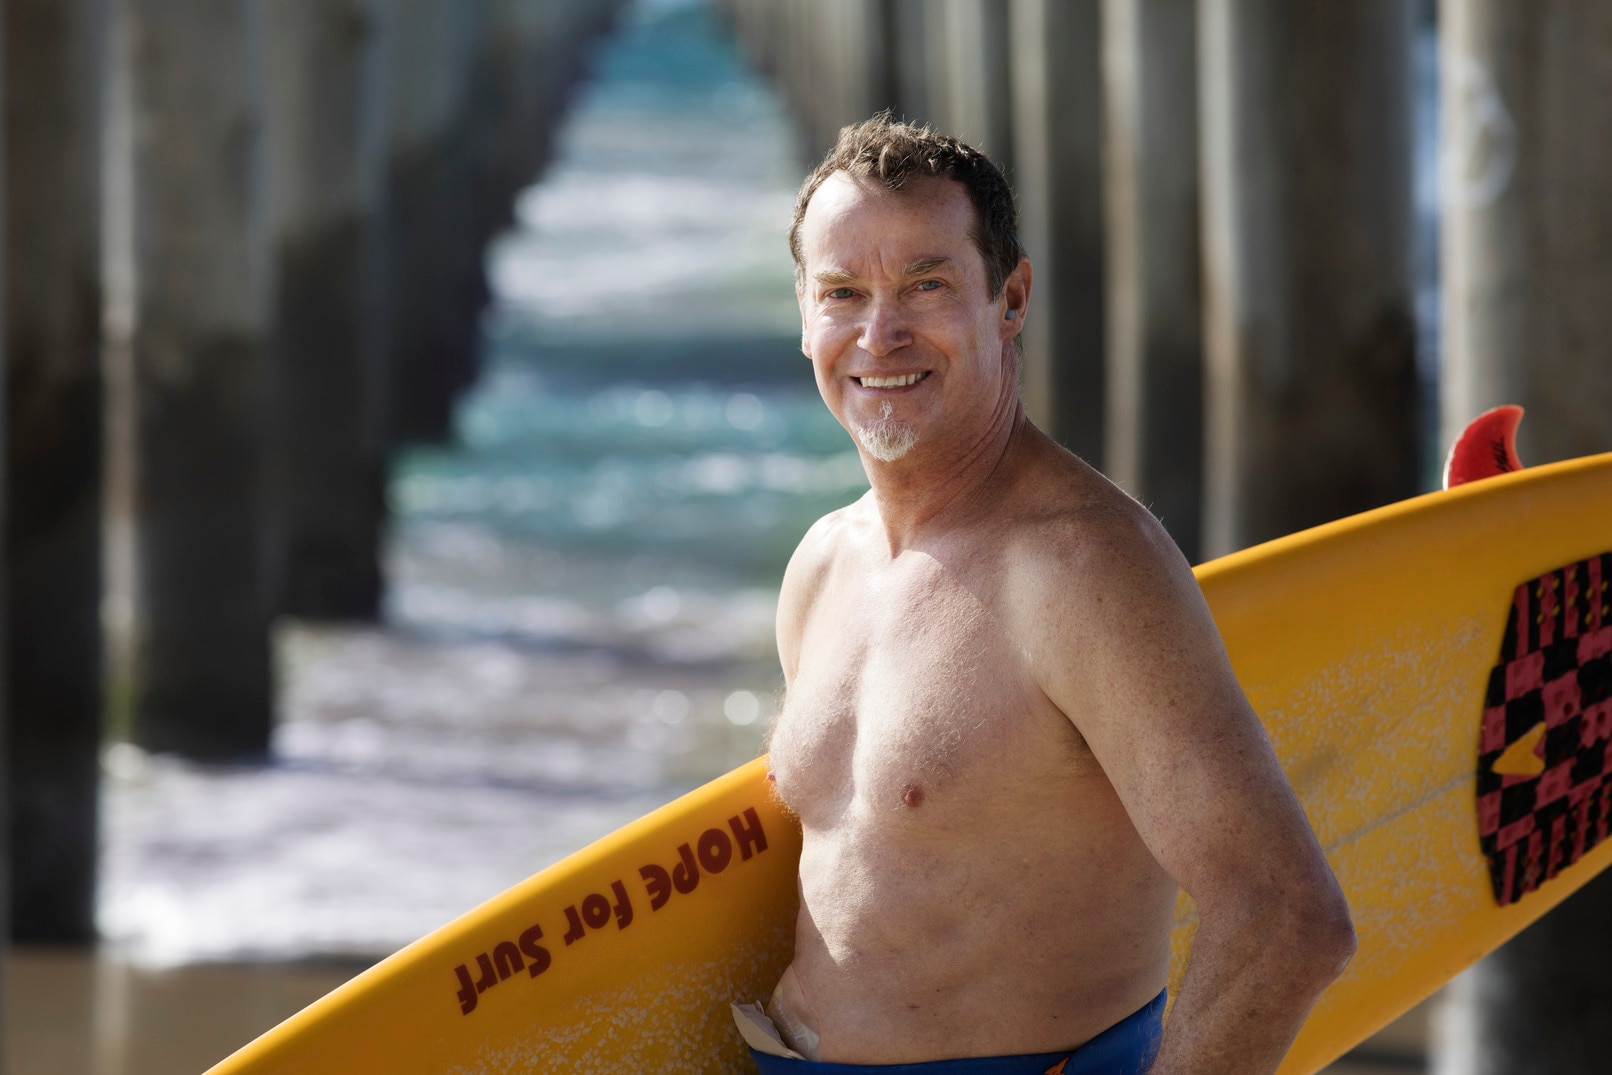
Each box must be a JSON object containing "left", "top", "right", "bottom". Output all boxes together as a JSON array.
[{"left": 789, "top": 114, "right": 1023, "bottom": 299}]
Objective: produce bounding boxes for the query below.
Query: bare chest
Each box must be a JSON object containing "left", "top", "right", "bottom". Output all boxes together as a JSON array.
[{"left": 770, "top": 559, "right": 1075, "bottom": 821}]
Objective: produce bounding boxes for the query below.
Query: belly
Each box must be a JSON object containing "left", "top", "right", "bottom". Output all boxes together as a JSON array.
[{"left": 781, "top": 779, "right": 1177, "bottom": 1064}]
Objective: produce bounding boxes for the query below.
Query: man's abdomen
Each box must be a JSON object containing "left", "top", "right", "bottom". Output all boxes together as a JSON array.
[{"left": 778, "top": 801, "right": 1176, "bottom": 1065}]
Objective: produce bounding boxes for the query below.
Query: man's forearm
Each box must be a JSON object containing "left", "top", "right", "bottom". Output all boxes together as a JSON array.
[{"left": 1144, "top": 907, "right": 1354, "bottom": 1075}]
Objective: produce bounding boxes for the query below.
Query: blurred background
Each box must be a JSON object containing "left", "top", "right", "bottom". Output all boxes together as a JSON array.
[{"left": 3, "top": 0, "right": 1610, "bottom": 1072}]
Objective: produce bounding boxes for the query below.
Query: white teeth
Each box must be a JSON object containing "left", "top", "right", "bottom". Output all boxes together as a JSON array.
[{"left": 858, "top": 373, "right": 924, "bottom": 388}]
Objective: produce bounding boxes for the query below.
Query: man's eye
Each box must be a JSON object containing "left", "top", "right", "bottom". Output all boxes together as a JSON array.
[
  {"left": 916, "top": 279, "right": 942, "bottom": 292},
  {"left": 827, "top": 288, "right": 855, "bottom": 300}
]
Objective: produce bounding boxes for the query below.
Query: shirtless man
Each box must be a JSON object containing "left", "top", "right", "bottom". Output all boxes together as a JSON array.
[{"left": 745, "top": 118, "right": 1355, "bottom": 1074}]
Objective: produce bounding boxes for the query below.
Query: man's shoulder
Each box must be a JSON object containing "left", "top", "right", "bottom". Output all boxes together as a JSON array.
[
  {"left": 980, "top": 447, "right": 1204, "bottom": 684},
  {"left": 997, "top": 446, "right": 1228, "bottom": 740},
  {"left": 786, "top": 493, "right": 873, "bottom": 578},
  {"left": 1003, "top": 444, "right": 1186, "bottom": 598},
  {"left": 779, "top": 494, "right": 878, "bottom": 610}
]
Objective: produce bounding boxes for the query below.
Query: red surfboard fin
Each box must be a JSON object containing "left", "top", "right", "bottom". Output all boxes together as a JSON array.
[{"left": 1443, "top": 405, "right": 1525, "bottom": 490}]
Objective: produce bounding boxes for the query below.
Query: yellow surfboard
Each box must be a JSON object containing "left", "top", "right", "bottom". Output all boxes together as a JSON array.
[{"left": 207, "top": 448, "right": 1612, "bottom": 1075}]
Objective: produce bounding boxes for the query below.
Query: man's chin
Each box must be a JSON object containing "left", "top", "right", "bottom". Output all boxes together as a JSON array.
[{"left": 855, "top": 420, "right": 919, "bottom": 463}]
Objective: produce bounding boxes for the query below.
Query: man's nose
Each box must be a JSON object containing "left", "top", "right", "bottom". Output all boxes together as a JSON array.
[{"left": 858, "top": 298, "right": 911, "bottom": 356}]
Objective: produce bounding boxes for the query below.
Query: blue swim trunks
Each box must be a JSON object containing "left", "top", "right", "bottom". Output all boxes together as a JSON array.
[{"left": 745, "top": 988, "right": 1165, "bottom": 1075}]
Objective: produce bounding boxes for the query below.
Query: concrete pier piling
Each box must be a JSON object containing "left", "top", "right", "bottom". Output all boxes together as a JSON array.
[
  {"left": 1197, "top": 0, "right": 1419, "bottom": 556},
  {"left": 1, "top": 0, "right": 624, "bottom": 943},
  {"left": 787, "top": 0, "right": 820, "bottom": 150},
  {"left": 382, "top": 0, "right": 483, "bottom": 448},
  {"left": 263, "top": 0, "right": 388, "bottom": 621},
  {"left": 0, "top": 0, "right": 6, "bottom": 990},
  {"left": 119, "top": 0, "right": 275, "bottom": 759},
  {"left": 5, "top": 0, "right": 106, "bottom": 942},
  {"left": 1100, "top": 0, "right": 1202, "bottom": 561},
  {"left": 889, "top": 0, "right": 933, "bottom": 125},
  {"left": 1439, "top": 0, "right": 1612, "bottom": 466},
  {"left": 805, "top": 0, "right": 893, "bottom": 150},
  {"left": 478, "top": 0, "right": 577, "bottom": 236},
  {"left": 1434, "top": 5, "right": 1612, "bottom": 1071},
  {"left": 837, "top": 0, "right": 899, "bottom": 136},
  {"left": 724, "top": 0, "right": 894, "bottom": 163},
  {"left": 1008, "top": 0, "right": 1106, "bottom": 460},
  {"left": 5, "top": 0, "right": 106, "bottom": 941},
  {"left": 381, "top": 0, "right": 623, "bottom": 449},
  {"left": 930, "top": 0, "right": 1013, "bottom": 169}
]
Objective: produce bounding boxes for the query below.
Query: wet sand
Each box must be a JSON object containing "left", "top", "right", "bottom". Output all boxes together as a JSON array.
[
  {"left": 5, "top": 946, "right": 1429, "bottom": 1074},
  {"left": 4, "top": 948, "right": 358, "bottom": 1074}
]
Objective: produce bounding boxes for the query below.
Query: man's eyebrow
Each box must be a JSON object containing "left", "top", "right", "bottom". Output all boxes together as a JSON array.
[
  {"left": 903, "top": 256, "right": 951, "bottom": 277},
  {"left": 811, "top": 258, "right": 952, "bottom": 285}
]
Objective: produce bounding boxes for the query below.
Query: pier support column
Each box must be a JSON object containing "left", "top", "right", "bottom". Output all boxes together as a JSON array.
[
  {"left": 1009, "top": 0, "right": 1104, "bottom": 461},
  {"left": 263, "top": 0, "right": 387, "bottom": 620},
  {"left": 384, "top": 0, "right": 481, "bottom": 446},
  {"left": 1433, "top": 5, "right": 1612, "bottom": 1073},
  {"left": 463, "top": 5, "right": 516, "bottom": 247},
  {"left": 804, "top": 0, "right": 892, "bottom": 147},
  {"left": 798, "top": 0, "right": 831, "bottom": 152},
  {"left": 1197, "top": 0, "right": 1418, "bottom": 557},
  {"left": 480, "top": 0, "right": 568, "bottom": 226},
  {"left": 890, "top": 0, "right": 932, "bottom": 124},
  {"left": 0, "top": 8, "right": 7, "bottom": 995},
  {"left": 485, "top": 0, "right": 618, "bottom": 212},
  {"left": 5, "top": 0, "right": 106, "bottom": 940},
  {"left": 780, "top": 0, "right": 820, "bottom": 154},
  {"left": 1439, "top": 0, "right": 1612, "bottom": 464},
  {"left": 1437, "top": 875, "right": 1612, "bottom": 1075},
  {"left": 931, "top": 0, "right": 1013, "bottom": 168},
  {"left": 841, "top": 0, "right": 897, "bottom": 131},
  {"left": 121, "top": 0, "right": 274, "bottom": 757},
  {"left": 1101, "top": 0, "right": 1202, "bottom": 561}
]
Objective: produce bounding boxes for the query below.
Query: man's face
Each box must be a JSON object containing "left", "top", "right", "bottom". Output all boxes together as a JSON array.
[{"left": 794, "top": 173, "right": 1026, "bottom": 466}]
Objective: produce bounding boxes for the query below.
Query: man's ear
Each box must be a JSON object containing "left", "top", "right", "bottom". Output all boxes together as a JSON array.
[{"left": 1001, "top": 256, "right": 1032, "bottom": 337}]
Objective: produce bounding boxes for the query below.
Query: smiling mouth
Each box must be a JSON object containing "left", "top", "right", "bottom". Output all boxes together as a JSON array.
[{"left": 856, "top": 372, "right": 929, "bottom": 388}]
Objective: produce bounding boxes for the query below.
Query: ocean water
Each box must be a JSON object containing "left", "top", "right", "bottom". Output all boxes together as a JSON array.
[{"left": 98, "top": 0, "right": 863, "bottom": 967}]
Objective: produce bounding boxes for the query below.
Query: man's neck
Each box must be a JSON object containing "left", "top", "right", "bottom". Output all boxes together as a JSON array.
[{"left": 861, "top": 397, "right": 1029, "bottom": 556}]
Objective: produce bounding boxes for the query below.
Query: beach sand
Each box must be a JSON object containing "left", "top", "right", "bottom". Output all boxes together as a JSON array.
[{"left": 5, "top": 946, "right": 1429, "bottom": 1074}]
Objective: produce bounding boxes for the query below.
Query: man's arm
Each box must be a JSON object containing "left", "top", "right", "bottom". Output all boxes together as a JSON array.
[{"left": 1026, "top": 503, "right": 1355, "bottom": 1075}]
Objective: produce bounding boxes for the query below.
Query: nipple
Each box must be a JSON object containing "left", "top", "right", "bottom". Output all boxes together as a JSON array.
[
  {"left": 766, "top": 770, "right": 777, "bottom": 782},
  {"left": 901, "top": 783, "right": 925, "bottom": 808}
]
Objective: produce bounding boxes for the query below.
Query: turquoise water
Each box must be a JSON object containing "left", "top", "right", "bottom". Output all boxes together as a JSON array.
[
  {"left": 100, "top": 0, "right": 858, "bottom": 965},
  {"left": 388, "top": 0, "right": 862, "bottom": 639}
]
